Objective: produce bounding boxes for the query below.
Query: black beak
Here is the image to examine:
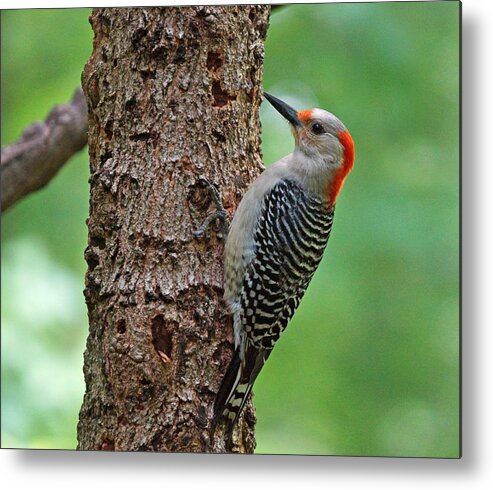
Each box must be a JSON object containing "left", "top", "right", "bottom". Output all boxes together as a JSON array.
[{"left": 263, "top": 92, "right": 302, "bottom": 128}]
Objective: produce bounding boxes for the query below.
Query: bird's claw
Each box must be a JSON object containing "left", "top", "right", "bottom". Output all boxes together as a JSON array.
[{"left": 193, "top": 177, "right": 230, "bottom": 239}]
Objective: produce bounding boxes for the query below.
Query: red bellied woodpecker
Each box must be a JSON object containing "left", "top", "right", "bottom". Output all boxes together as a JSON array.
[{"left": 210, "top": 92, "right": 355, "bottom": 443}]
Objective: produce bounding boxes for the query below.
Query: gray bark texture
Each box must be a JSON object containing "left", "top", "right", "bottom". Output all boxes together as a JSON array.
[{"left": 77, "top": 6, "right": 270, "bottom": 453}]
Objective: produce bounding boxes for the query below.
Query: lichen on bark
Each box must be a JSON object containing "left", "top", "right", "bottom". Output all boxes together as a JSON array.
[{"left": 77, "top": 6, "right": 270, "bottom": 453}]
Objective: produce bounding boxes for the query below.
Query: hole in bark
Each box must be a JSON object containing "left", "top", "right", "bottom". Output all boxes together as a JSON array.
[
  {"left": 206, "top": 51, "right": 223, "bottom": 71},
  {"left": 249, "top": 66, "right": 257, "bottom": 84},
  {"left": 174, "top": 43, "right": 186, "bottom": 63},
  {"left": 211, "top": 81, "right": 236, "bottom": 107},
  {"left": 125, "top": 97, "right": 136, "bottom": 112},
  {"left": 100, "top": 150, "right": 113, "bottom": 164},
  {"left": 131, "top": 26, "right": 148, "bottom": 48},
  {"left": 212, "top": 129, "right": 226, "bottom": 142},
  {"left": 99, "top": 438, "right": 115, "bottom": 451},
  {"left": 130, "top": 132, "right": 154, "bottom": 142},
  {"left": 213, "top": 341, "right": 233, "bottom": 366},
  {"left": 87, "top": 256, "right": 99, "bottom": 271},
  {"left": 140, "top": 69, "right": 156, "bottom": 81},
  {"left": 84, "top": 276, "right": 101, "bottom": 297},
  {"left": 117, "top": 319, "right": 126, "bottom": 334},
  {"left": 145, "top": 290, "right": 158, "bottom": 302},
  {"left": 104, "top": 120, "right": 113, "bottom": 139},
  {"left": 100, "top": 13, "right": 112, "bottom": 30},
  {"left": 90, "top": 236, "right": 106, "bottom": 250},
  {"left": 151, "top": 315, "right": 174, "bottom": 362},
  {"left": 85, "top": 248, "right": 99, "bottom": 271},
  {"left": 150, "top": 26, "right": 163, "bottom": 44},
  {"left": 151, "top": 431, "right": 162, "bottom": 450},
  {"left": 151, "top": 45, "right": 167, "bottom": 59},
  {"left": 249, "top": 9, "right": 256, "bottom": 22}
]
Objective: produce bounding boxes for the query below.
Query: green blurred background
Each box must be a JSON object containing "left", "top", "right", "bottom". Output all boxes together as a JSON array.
[{"left": 1, "top": 3, "right": 459, "bottom": 457}]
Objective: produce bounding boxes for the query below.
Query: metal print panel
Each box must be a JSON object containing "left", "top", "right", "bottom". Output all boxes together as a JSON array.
[{"left": 1, "top": 1, "right": 460, "bottom": 458}]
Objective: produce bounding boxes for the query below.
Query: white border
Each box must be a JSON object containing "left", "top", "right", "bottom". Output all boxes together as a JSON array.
[{"left": 2, "top": 0, "right": 493, "bottom": 489}]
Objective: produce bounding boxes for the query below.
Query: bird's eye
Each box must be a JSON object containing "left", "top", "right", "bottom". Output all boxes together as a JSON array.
[{"left": 311, "top": 122, "right": 325, "bottom": 135}]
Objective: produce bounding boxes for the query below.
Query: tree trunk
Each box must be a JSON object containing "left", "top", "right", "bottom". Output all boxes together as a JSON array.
[{"left": 77, "top": 6, "right": 270, "bottom": 453}]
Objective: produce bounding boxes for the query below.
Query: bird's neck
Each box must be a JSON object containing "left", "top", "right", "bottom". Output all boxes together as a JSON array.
[
  {"left": 289, "top": 150, "right": 337, "bottom": 204},
  {"left": 289, "top": 137, "right": 353, "bottom": 207}
]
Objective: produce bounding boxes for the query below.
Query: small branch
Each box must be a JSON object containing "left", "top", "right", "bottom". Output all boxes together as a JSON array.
[{"left": 1, "top": 87, "right": 88, "bottom": 212}]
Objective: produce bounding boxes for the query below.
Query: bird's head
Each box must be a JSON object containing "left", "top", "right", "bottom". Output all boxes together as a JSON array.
[{"left": 264, "top": 92, "right": 354, "bottom": 205}]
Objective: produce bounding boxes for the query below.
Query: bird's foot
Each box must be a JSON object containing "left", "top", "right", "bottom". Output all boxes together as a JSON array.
[{"left": 192, "top": 177, "right": 230, "bottom": 240}]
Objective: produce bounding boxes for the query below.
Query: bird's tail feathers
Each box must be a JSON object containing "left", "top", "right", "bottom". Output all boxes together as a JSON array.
[
  {"left": 210, "top": 346, "right": 271, "bottom": 447},
  {"left": 210, "top": 348, "right": 245, "bottom": 442}
]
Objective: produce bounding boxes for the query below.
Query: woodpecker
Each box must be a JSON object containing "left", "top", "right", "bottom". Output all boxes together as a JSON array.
[{"left": 211, "top": 92, "right": 355, "bottom": 443}]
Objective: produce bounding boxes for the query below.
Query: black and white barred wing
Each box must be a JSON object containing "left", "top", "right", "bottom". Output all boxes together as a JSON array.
[
  {"left": 212, "top": 179, "right": 334, "bottom": 440},
  {"left": 240, "top": 179, "right": 334, "bottom": 350}
]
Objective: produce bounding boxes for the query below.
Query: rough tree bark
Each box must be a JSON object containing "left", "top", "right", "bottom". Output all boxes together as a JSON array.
[{"left": 77, "top": 6, "right": 270, "bottom": 453}]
